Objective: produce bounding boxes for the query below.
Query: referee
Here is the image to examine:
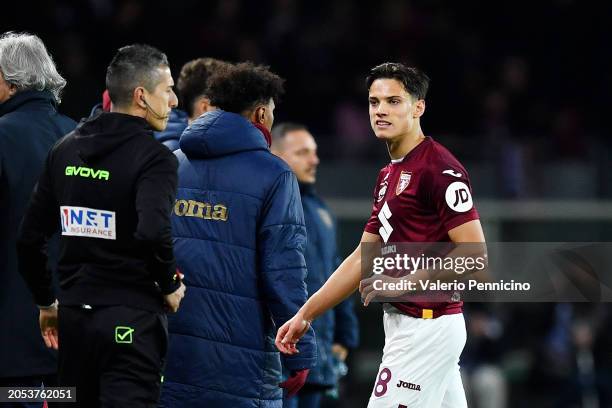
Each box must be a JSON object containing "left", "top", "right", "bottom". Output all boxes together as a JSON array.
[{"left": 17, "top": 44, "right": 186, "bottom": 407}]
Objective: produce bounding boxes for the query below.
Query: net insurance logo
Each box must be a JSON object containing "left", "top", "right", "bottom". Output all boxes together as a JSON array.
[{"left": 60, "top": 206, "right": 116, "bottom": 240}]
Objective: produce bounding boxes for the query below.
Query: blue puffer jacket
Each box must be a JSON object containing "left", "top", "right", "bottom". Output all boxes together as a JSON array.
[
  {"left": 299, "top": 183, "right": 359, "bottom": 387},
  {"left": 160, "top": 110, "right": 317, "bottom": 408},
  {"left": 154, "top": 108, "right": 188, "bottom": 151}
]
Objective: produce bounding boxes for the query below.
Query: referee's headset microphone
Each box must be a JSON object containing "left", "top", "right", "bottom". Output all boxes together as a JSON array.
[{"left": 141, "top": 96, "right": 170, "bottom": 120}]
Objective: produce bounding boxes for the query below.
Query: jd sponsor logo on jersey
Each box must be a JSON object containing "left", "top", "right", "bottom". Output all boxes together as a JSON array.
[
  {"left": 395, "top": 171, "right": 412, "bottom": 195},
  {"left": 65, "top": 165, "right": 110, "bottom": 180},
  {"left": 60, "top": 206, "right": 116, "bottom": 240},
  {"left": 174, "top": 199, "right": 228, "bottom": 221},
  {"left": 397, "top": 379, "right": 422, "bottom": 391},
  {"left": 445, "top": 181, "right": 473, "bottom": 212}
]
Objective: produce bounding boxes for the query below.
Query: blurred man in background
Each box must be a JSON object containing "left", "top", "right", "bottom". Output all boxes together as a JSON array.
[
  {"left": 272, "top": 122, "right": 359, "bottom": 408},
  {"left": 155, "top": 57, "right": 229, "bottom": 150},
  {"left": 17, "top": 44, "right": 185, "bottom": 407},
  {"left": 160, "top": 63, "right": 316, "bottom": 408},
  {"left": 0, "top": 31, "right": 76, "bottom": 407}
]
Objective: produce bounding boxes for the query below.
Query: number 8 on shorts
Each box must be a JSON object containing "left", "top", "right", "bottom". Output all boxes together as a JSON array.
[{"left": 373, "top": 367, "right": 392, "bottom": 397}]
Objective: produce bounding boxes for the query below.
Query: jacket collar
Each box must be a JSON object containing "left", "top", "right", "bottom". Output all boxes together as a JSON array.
[
  {"left": 0, "top": 90, "right": 56, "bottom": 117},
  {"left": 179, "top": 110, "right": 269, "bottom": 159}
]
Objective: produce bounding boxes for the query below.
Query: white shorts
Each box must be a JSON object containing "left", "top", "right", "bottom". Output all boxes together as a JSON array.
[{"left": 367, "top": 311, "right": 467, "bottom": 408}]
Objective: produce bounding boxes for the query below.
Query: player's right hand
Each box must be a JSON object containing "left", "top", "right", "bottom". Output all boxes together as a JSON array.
[
  {"left": 164, "top": 281, "right": 186, "bottom": 313},
  {"left": 275, "top": 314, "right": 311, "bottom": 355}
]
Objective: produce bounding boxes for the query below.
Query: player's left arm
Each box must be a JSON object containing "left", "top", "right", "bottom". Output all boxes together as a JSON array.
[
  {"left": 420, "top": 219, "right": 488, "bottom": 282},
  {"left": 448, "top": 219, "right": 485, "bottom": 243},
  {"left": 360, "top": 220, "right": 488, "bottom": 305},
  {"left": 409, "top": 165, "right": 488, "bottom": 284}
]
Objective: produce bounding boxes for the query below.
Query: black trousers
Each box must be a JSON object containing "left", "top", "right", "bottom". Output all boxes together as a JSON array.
[{"left": 57, "top": 305, "right": 167, "bottom": 408}]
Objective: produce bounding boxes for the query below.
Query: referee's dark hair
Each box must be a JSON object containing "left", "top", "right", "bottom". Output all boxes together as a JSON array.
[
  {"left": 366, "top": 63, "right": 430, "bottom": 101},
  {"left": 206, "top": 62, "right": 284, "bottom": 115},
  {"left": 106, "top": 44, "right": 169, "bottom": 108}
]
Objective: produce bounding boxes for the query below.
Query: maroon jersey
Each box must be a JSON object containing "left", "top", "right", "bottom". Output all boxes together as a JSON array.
[{"left": 364, "top": 136, "right": 479, "bottom": 314}]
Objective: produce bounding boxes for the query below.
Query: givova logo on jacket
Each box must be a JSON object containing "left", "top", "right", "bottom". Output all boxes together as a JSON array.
[
  {"left": 60, "top": 205, "right": 116, "bottom": 240},
  {"left": 174, "top": 199, "right": 228, "bottom": 221}
]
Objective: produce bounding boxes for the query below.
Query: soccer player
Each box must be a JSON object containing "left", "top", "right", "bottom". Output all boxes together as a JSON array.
[{"left": 276, "top": 62, "right": 485, "bottom": 407}]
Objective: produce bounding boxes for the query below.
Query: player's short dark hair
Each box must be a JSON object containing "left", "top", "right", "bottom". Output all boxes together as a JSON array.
[
  {"left": 177, "top": 57, "right": 229, "bottom": 117},
  {"left": 106, "top": 44, "right": 169, "bottom": 108},
  {"left": 366, "top": 63, "right": 430, "bottom": 100},
  {"left": 271, "top": 122, "right": 309, "bottom": 151},
  {"left": 206, "top": 62, "right": 284, "bottom": 114}
]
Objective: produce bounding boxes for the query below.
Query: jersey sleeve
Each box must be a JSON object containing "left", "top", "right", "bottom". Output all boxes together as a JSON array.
[
  {"left": 364, "top": 170, "right": 384, "bottom": 235},
  {"left": 422, "top": 163, "right": 480, "bottom": 233}
]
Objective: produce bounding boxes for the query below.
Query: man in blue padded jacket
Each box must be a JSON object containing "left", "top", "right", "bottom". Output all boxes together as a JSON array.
[{"left": 160, "top": 62, "right": 316, "bottom": 408}]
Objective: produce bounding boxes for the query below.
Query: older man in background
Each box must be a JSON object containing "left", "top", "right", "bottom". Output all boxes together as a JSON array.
[{"left": 0, "top": 32, "right": 76, "bottom": 407}]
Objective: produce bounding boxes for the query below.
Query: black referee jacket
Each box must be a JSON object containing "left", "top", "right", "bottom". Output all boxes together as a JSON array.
[{"left": 17, "top": 112, "right": 180, "bottom": 312}]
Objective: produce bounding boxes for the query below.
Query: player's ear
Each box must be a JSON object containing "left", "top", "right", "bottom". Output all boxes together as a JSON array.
[
  {"left": 414, "top": 99, "right": 426, "bottom": 118},
  {"left": 256, "top": 105, "right": 266, "bottom": 124},
  {"left": 247, "top": 106, "right": 265, "bottom": 125}
]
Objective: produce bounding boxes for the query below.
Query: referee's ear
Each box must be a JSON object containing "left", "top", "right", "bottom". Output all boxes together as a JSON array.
[{"left": 413, "top": 99, "right": 426, "bottom": 118}]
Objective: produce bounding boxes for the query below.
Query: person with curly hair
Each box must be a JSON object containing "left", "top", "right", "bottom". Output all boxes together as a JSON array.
[{"left": 160, "top": 63, "right": 316, "bottom": 408}]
